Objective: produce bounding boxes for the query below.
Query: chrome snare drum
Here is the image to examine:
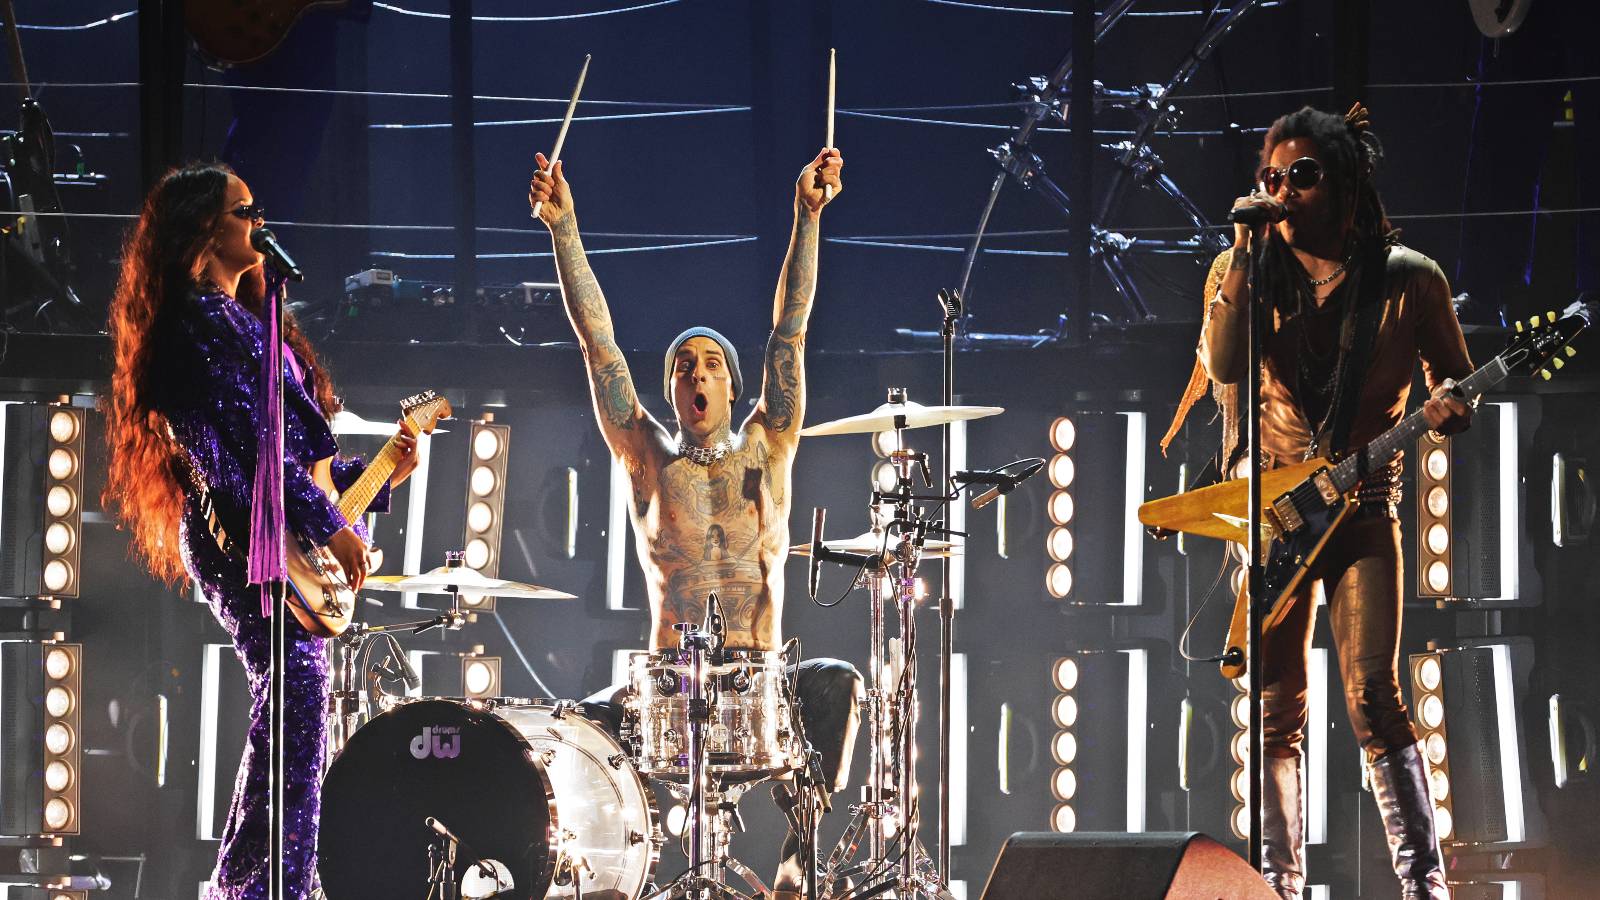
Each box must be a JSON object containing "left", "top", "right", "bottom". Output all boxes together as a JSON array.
[
  {"left": 320, "top": 698, "right": 658, "bottom": 899},
  {"left": 624, "top": 649, "right": 801, "bottom": 779}
]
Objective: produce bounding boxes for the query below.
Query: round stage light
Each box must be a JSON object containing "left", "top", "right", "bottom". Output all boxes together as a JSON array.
[
  {"left": 1050, "top": 803, "right": 1076, "bottom": 833},
  {"left": 1231, "top": 693, "right": 1250, "bottom": 729},
  {"left": 45, "top": 723, "right": 74, "bottom": 755},
  {"left": 1424, "top": 448, "right": 1449, "bottom": 481},
  {"left": 1231, "top": 767, "right": 1249, "bottom": 802},
  {"left": 1051, "top": 768, "right": 1078, "bottom": 802},
  {"left": 467, "top": 501, "right": 495, "bottom": 534},
  {"left": 1047, "top": 527, "right": 1074, "bottom": 562},
  {"left": 664, "top": 803, "right": 688, "bottom": 837},
  {"left": 1052, "top": 658, "right": 1079, "bottom": 692},
  {"left": 873, "top": 461, "right": 899, "bottom": 494},
  {"left": 49, "top": 410, "right": 79, "bottom": 443},
  {"left": 1231, "top": 730, "right": 1251, "bottom": 766},
  {"left": 464, "top": 539, "right": 492, "bottom": 571},
  {"left": 43, "top": 797, "right": 74, "bottom": 831},
  {"left": 1425, "top": 732, "right": 1448, "bottom": 766},
  {"left": 1049, "top": 417, "right": 1076, "bottom": 453},
  {"left": 1430, "top": 768, "right": 1450, "bottom": 802},
  {"left": 1425, "top": 523, "right": 1450, "bottom": 555},
  {"left": 1046, "top": 564, "right": 1074, "bottom": 599},
  {"left": 1051, "top": 731, "right": 1078, "bottom": 766},
  {"left": 45, "top": 686, "right": 73, "bottom": 718},
  {"left": 470, "top": 465, "right": 498, "bottom": 497},
  {"left": 1426, "top": 486, "right": 1449, "bottom": 518},
  {"left": 1417, "top": 656, "right": 1442, "bottom": 692},
  {"left": 1231, "top": 565, "right": 1247, "bottom": 595},
  {"left": 44, "top": 522, "right": 75, "bottom": 555},
  {"left": 1052, "top": 694, "right": 1079, "bottom": 728},
  {"left": 1231, "top": 804, "right": 1251, "bottom": 841},
  {"left": 42, "top": 560, "right": 73, "bottom": 593},
  {"left": 464, "top": 660, "right": 495, "bottom": 696},
  {"left": 1434, "top": 804, "right": 1454, "bottom": 840},
  {"left": 872, "top": 430, "right": 897, "bottom": 458},
  {"left": 46, "top": 485, "right": 76, "bottom": 517},
  {"left": 44, "top": 760, "right": 73, "bottom": 792},
  {"left": 48, "top": 448, "right": 77, "bottom": 480},
  {"left": 1425, "top": 561, "right": 1451, "bottom": 594},
  {"left": 45, "top": 648, "right": 73, "bottom": 680},
  {"left": 472, "top": 428, "right": 501, "bottom": 461},
  {"left": 1049, "top": 455, "right": 1075, "bottom": 489},
  {"left": 1048, "top": 492, "right": 1075, "bottom": 526}
]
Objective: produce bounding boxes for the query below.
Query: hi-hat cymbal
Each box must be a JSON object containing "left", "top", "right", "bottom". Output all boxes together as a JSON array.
[
  {"left": 789, "top": 530, "right": 961, "bottom": 558},
  {"left": 799, "top": 400, "right": 1003, "bottom": 437},
  {"left": 364, "top": 566, "right": 577, "bottom": 600}
]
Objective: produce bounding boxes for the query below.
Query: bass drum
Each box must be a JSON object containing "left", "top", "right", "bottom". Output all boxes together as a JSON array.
[{"left": 320, "top": 698, "right": 658, "bottom": 899}]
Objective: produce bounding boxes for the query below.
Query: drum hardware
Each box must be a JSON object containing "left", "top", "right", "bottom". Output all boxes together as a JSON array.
[{"left": 425, "top": 816, "right": 463, "bottom": 900}]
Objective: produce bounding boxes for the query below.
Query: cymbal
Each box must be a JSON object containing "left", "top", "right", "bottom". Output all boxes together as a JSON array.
[
  {"left": 789, "top": 530, "right": 961, "bottom": 558},
  {"left": 364, "top": 566, "right": 577, "bottom": 600},
  {"left": 799, "top": 400, "right": 1004, "bottom": 437}
]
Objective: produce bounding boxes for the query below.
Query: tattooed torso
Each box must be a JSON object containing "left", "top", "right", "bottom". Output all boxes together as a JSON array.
[{"left": 628, "top": 430, "right": 792, "bottom": 651}]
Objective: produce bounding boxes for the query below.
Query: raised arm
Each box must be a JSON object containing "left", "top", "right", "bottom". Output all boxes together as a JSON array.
[
  {"left": 750, "top": 148, "right": 842, "bottom": 444},
  {"left": 529, "top": 154, "right": 664, "bottom": 458}
]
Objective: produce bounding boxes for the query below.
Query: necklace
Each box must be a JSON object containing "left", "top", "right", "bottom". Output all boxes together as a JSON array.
[
  {"left": 677, "top": 435, "right": 735, "bottom": 466},
  {"left": 1307, "top": 257, "right": 1350, "bottom": 288}
]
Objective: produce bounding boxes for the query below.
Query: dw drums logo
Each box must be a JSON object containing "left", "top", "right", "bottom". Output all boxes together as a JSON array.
[{"left": 410, "top": 726, "right": 462, "bottom": 760}]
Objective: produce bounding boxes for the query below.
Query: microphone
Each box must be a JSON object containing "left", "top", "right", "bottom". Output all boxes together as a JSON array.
[
  {"left": 1227, "top": 201, "right": 1287, "bottom": 227},
  {"left": 426, "top": 816, "right": 463, "bottom": 844},
  {"left": 388, "top": 634, "right": 421, "bottom": 691},
  {"left": 251, "top": 227, "right": 305, "bottom": 281},
  {"left": 970, "top": 458, "right": 1045, "bottom": 510},
  {"left": 809, "top": 508, "right": 826, "bottom": 599}
]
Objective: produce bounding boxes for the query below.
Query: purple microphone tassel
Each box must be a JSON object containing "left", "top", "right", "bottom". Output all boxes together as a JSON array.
[{"left": 247, "top": 274, "right": 289, "bottom": 613}]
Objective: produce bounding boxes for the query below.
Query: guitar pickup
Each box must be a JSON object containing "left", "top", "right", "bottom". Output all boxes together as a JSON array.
[{"left": 1269, "top": 495, "right": 1304, "bottom": 534}]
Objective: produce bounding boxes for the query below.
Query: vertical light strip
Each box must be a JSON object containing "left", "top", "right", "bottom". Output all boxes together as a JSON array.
[
  {"left": 0, "top": 403, "right": 9, "bottom": 550},
  {"left": 1307, "top": 647, "right": 1329, "bottom": 844},
  {"left": 1123, "top": 648, "right": 1148, "bottom": 831},
  {"left": 1490, "top": 644, "right": 1527, "bottom": 842},
  {"left": 612, "top": 648, "right": 635, "bottom": 688},
  {"left": 401, "top": 431, "right": 433, "bottom": 609},
  {"left": 948, "top": 881, "right": 967, "bottom": 900},
  {"left": 997, "top": 702, "right": 1011, "bottom": 795},
  {"left": 196, "top": 643, "right": 225, "bottom": 841},
  {"left": 1493, "top": 402, "right": 1520, "bottom": 602},
  {"left": 1306, "top": 886, "right": 1330, "bottom": 900},
  {"left": 951, "top": 652, "right": 968, "bottom": 845},
  {"left": 607, "top": 457, "right": 630, "bottom": 610},
  {"left": 949, "top": 421, "right": 968, "bottom": 610},
  {"left": 1495, "top": 881, "right": 1522, "bottom": 900},
  {"left": 565, "top": 467, "right": 580, "bottom": 559},
  {"left": 1120, "top": 412, "right": 1148, "bottom": 606},
  {"left": 407, "top": 650, "right": 429, "bottom": 698},
  {"left": 156, "top": 693, "right": 170, "bottom": 788}
]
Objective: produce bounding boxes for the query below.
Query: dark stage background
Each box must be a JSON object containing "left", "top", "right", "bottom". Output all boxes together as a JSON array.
[{"left": 1, "top": 1, "right": 1598, "bottom": 898}]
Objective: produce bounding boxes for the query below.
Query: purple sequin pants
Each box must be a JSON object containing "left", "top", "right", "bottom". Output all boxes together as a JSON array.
[{"left": 189, "top": 522, "right": 328, "bottom": 900}]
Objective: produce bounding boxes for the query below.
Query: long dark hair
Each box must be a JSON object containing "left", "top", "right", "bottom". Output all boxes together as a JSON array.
[
  {"left": 103, "top": 161, "right": 338, "bottom": 582},
  {"left": 1255, "top": 104, "right": 1395, "bottom": 316}
]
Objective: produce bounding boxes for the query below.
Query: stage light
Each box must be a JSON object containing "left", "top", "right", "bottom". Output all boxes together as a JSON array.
[
  {"left": 872, "top": 460, "right": 898, "bottom": 493},
  {"left": 44, "top": 522, "right": 74, "bottom": 555},
  {"left": 44, "top": 648, "right": 73, "bottom": 680},
  {"left": 1417, "top": 404, "right": 1526, "bottom": 604},
  {"left": 42, "top": 798, "right": 73, "bottom": 831},
  {"left": 2, "top": 401, "right": 86, "bottom": 599},
  {"left": 1425, "top": 732, "right": 1448, "bottom": 766},
  {"left": 47, "top": 448, "right": 77, "bottom": 480},
  {"left": 1048, "top": 492, "right": 1074, "bottom": 525},
  {"left": 1049, "top": 417, "right": 1076, "bottom": 452},
  {"left": 1045, "top": 564, "right": 1073, "bottom": 598},
  {"left": 1052, "top": 694, "right": 1078, "bottom": 728},
  {"left": 462, "top": 416, "right": 511, "bottom": 612},
  {"left": 462, "top": 656, "right": 502, "bottom": 699},
  {"left": 1426, "top": 486, "right": 1449, "bottom": 517},
  {"left": 1048, "top": 454, "right": 1075, "bottom": 489},
  {"left": 1420, "top": 694, "right": 1445, "bottom": 730},
  {"left": 871, "top": 430, "right": 897, "bottom": 458},
  {"left": 1430, "top": 768, "right": 1450, "bottom": 802},
  {"left": 1231, "top": 693, "right": 1250, "bottom": 729},
  {"left": 1047, "top": 527, "right": 1074, "bottom": 562},
  {"left": 1418, "top": 656, "right": 1442, "bottom": 691},
  {"left": 1, "top": 642, "right": 83, "bottom": 836},
  {"left": 665, "top": 803, "right": 688, "bottom": 837},
  {"left": 1051, "top": 768, "right": 1077, "bottom": 802},
  {"left": 44, "top": 686, "right": 72, "bottom": 718},
  {"left": 1052, "top": 658, "right": 1079, "bottom": 692},
  {"left": 1231, "top": 804, "right": 1251, "bottom": 840},
  {"left": 44, "top": 761, "right": 73, "bottom": 792},
  {"left": 1049, "top": 803, "right": 1076, "bottom": 833},
  {"left": 1231, "top": 730, "right": 1250, "bottom": 766},
  {"left": 48, "top": 410, "right": 78, "bottom": 443},
  {"left": 1424, "top": 446, "right": 1449, "bottom": 480},
  {"left": 1425, "top": 561, "right": 1451, "bottom": 595},
  {"left": 1230, "top": 767, "right": 1248, "bottom": 802},
  {"left": 42, "top": 561, "right": 73, "bottom": 594},
  {"left": 44, "top": 723, "right": 73, "bottom": 755},
  {"left": 1051, "top": 731, "right": 1077, "bottom": 766},
  {"left": 1434, "top": 804, "right": 1454, "bottom": 840},
  {"left": 1425, "top": 523, "right": 1450, "bottom": 555},
  {"left": 46, "top": 485, "right": 75, "bottom": 518}
]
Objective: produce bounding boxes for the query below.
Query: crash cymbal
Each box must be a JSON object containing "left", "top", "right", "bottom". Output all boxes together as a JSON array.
[
  {"left": 789, "top": 530, "right": 960, "bottom": 558},
  {"left": 364, "top": 565, "right": 577, "bottom": 600},
  {"left": 799, "top": 400, "right": 1003, "bottom": 437}
]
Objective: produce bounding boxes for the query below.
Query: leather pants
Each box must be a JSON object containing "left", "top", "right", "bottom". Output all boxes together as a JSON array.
[{"left": 1260, "top": 511, "right": 1418, "bottom": 762}]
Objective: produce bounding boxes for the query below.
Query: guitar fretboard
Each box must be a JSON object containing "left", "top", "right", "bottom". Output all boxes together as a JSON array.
[{"left": 1328, "top": 356, "right": 1509, "bottom": 493}]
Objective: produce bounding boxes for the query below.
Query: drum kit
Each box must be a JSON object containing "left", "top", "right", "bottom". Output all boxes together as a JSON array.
[{"left": 314, "top": 389, "right": 1028, "bottom": 900}]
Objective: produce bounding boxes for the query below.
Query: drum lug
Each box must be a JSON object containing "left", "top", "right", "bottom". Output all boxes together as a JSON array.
[
  {"left": 630, "top": 829, "right": 646, "bottom": 845},
  {"left": 608, "top": 752, "right": 629, "bottom": 770}
]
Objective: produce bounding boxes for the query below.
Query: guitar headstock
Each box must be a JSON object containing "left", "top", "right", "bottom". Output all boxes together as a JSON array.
[
  {"left": 1501, "top": 299, "right": 1592, "bottom": 381},
  {"left": 399, "top": 390, "right": 454, "bottom": 434}
]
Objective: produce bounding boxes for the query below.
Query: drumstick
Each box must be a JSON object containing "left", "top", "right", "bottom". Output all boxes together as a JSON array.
[
  {"left": 824, "top": 48, "right": 836, "bottom": 201},
  {"left": 531, "top": 53, "right": 591, "bottom": 219}
]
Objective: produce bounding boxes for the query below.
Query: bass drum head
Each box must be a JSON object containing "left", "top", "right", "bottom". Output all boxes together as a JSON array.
[{"left": 319, "top": 699, "right": 554, "bottom": 899}]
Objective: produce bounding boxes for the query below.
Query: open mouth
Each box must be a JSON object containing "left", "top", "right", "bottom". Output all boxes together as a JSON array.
[{"left": 693, "top": 393, "right": 708, "bottom": 414}]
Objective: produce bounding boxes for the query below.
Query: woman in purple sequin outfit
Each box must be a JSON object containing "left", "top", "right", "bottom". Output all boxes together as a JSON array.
[{"left": 104, "top": 163, "right": 416, "bottom": 899}]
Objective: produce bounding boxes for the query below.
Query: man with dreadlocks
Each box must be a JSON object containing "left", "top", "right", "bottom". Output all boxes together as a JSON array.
[{"left": 1163, "top": 105, "right": 1473, "bottom": 900}]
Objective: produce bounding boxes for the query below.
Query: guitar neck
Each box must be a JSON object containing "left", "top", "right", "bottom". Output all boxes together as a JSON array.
[
  {"left": 336, "top": 431, "right": 406, "bottom": 525},
  {"left": 1329, "top": 355, "right": 1510, "bottom": 493}
]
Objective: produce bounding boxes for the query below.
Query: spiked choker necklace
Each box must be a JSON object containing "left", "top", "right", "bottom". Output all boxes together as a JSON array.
[{"left": 677, "top": 435, "right": 735, "bottom": 466}]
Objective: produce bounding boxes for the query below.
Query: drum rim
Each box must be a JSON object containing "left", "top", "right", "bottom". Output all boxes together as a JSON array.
[{"left": 323, "top": 696, "right": 563, "bottom": 895}]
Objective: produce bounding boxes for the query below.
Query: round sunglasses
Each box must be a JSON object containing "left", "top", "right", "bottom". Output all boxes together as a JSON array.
[{"left": 1257, "top": 157, "right": 1323, "bottom": 195}]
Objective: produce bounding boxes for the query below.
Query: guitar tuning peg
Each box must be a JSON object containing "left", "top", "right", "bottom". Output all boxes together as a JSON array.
[
  {"left": 1540, "top": 369, "right": 1553, "bottom": 381},
  {"left": 1566, "top": 346, "right": 1578, "bottom": 358},
  {"left": 1548, "top": 311, "right": 1558, "bottom": 323},
  {"left": 1554, "top": 358, "right": 1566, "bottom": 369}
]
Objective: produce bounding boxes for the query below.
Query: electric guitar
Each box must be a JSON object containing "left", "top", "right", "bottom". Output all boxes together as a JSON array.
[
  {"left": 1139, "top": 301, "right": 1589, "bottom": 678},
  {"left": 206, "top": 390, "right": 452, "bottom": 638},
  {"left": 1467, "top": 0, "right": 1534, "bottom": 38}
]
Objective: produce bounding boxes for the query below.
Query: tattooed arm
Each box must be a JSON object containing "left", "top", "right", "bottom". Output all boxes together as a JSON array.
[
  {"left": 530, "top": 153, "right": 666, "bottom": 457},
  {"left": 749, "top": 148, "right": 842, "bottom": 445}
]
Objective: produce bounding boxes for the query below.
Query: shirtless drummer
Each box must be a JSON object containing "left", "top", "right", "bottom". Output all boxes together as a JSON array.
[{"left": 527, "top": 147, "right": 861, "bottom": 898}]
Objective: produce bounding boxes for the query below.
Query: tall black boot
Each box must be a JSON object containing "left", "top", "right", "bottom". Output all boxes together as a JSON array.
[
  {"left": 1367, "top": 743, "right": 1451, "bottom": 900},
  {"left": 1261, "top": 753, "right": 1306, "bottom": 900}
]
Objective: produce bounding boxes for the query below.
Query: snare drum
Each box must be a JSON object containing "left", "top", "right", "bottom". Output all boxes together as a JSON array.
[
  {"left": 320, "top": 698, "right": 658, "bottom": 899},
  {"left": 623, "top": 649, "right": 802, "bottom": 779}
]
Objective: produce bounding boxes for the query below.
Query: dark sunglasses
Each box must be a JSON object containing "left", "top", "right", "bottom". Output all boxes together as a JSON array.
[
  {"left": 1257, "top": 157, "right": 1323, "bottom": 195},
  {"left": 229, "top": 204, "right": 266, "bottom": 223}
]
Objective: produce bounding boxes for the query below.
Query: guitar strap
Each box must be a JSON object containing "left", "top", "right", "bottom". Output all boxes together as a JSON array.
[{"left": 1326, "top": 241, "right": 1392, "bottom": 470}]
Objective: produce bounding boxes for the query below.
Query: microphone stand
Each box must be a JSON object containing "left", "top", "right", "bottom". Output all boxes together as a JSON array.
[
  {"left": 936, "top": 289, "right": 959, "bottom": 879},
  {"left": 265, "top": 269, "right": 289, "bottom": 900},
  {"left": 1245, "top": 227, "right": 1267, "bottom": 874}
]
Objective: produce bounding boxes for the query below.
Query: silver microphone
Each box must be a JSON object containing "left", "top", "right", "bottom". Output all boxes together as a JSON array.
[{"left": 425, "top": 816, "right": 463, "bottom": 844}]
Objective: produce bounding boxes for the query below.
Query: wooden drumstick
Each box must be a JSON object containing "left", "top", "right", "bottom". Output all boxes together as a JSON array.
[
  {"left": 824, "top": 48, "right": 836, "bottom": 201},
  {"left": 532, "top": 53, "right": 591, "bottom": 219}
]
